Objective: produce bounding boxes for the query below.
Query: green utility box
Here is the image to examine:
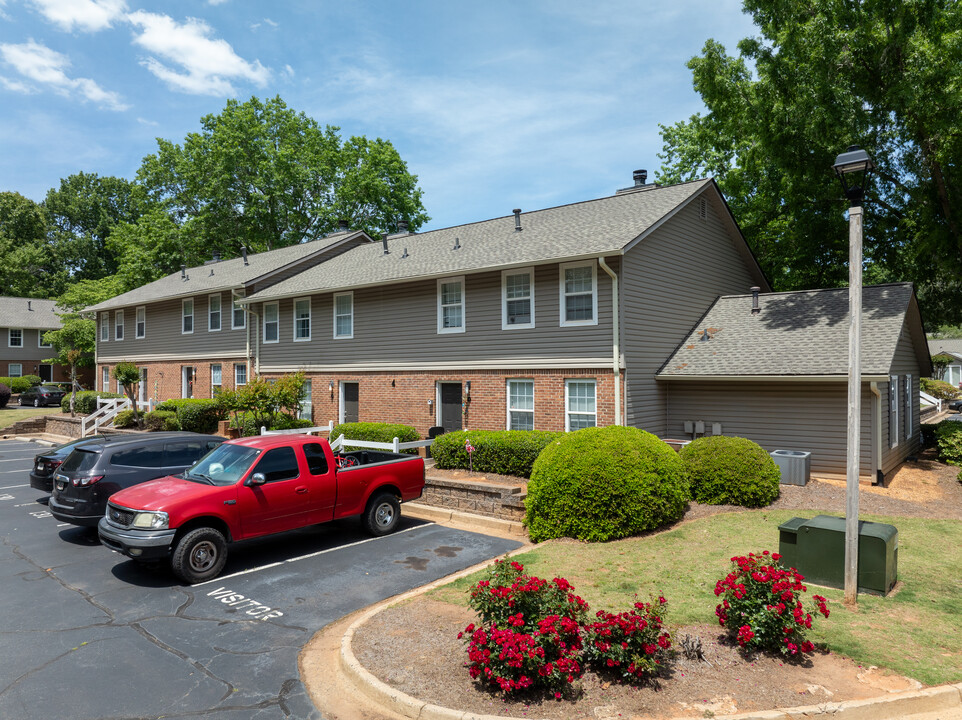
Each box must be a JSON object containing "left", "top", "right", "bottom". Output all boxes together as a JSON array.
[{"left": 778, "top": 515, "right": 898, "bottom": 595}]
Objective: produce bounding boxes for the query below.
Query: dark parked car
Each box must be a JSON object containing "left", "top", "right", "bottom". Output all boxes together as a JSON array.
[
  {"left": 949, "top": 397, "right": 962, "bottom": 412},
  {"left": 19, "top": 384, "right": 67, "bottom": 407},
  {"left": 49, "top": 432, "right": 226, "bottom": 527},
  {"left": 29, "top": 434, "right": 114, "bottom": 493}
]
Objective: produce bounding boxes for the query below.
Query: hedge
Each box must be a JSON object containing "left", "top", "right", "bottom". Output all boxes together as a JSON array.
[
  {"left": 156, "top": 398, "right": 225, "bottom": 434},
  {"left": 0, "top": 383, "right": 10, "bottom": 409},
  {"left": 61, "top": 391, "right": 125, "bottom": 415},
  {"left": 113, "top": 409, "right": 136, "bottom": 428},
  {"left": 329, "top": 422, "right": 420, "bottom": 453},
  {"left": 431, "top": 430, "right": 563, "bottom": 477},
  {"left": 679, "top": 435, "right": 781, "bottom": 507},
  {"left": 935, "top": 420, "right": 962, "bottom": 466},
  {"left": 921, "top": 377, "right": 961, "bottom": 400},
  {"left": 144, "top": 410, "right": 179, "bottom": 432},
  {"left": 0, "top": 375, "right": 42, "bottom": 394},
  {"left": 229, "top": 412, "right": 314, "bottom": 437}
]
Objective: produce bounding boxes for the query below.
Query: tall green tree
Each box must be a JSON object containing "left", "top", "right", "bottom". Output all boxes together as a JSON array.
[
  {"left": 658, "top": 0, "right": 962, "bottom": 324},
  {"left": 0, "top": 191, "right": 61, "bottom": 297},
  {"left": 43, "top": 317, "right": 95, "bottom": 416},
  {"left": 134, "top": 95, "right": 428, "bottom": 278}
]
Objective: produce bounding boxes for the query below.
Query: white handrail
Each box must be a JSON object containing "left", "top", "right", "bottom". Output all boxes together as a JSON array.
[
  {"left": 260, "top": 421, "right": 334, "bottom": 436},
  {"left": 257, "top": 426, "right": 433, "bottom": 454},
  {"left": 919, "top": 390, "right": 942, "bottom": 413}
]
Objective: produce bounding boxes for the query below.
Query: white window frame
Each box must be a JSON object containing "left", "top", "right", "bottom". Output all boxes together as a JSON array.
[
  {"left": 232, "top": 291, "right": 246, "bottom": 330},
  {"left": 294, "top": 297, "right": 312, "bottom": 342},
  {"left": 135, "top": 306, "right": 146, "bottom": 339},
  {"left": 559, "top": 261, "right": 598, "bottom": 327},
  {"left": 234, "top": 363, "right": 247, "bottom": 386},
  {"left": 8, "top": 328, "right": 22, "bottom": 348},
  {"left": 115, "top": 310, "right": 124, "bottom": 341},
  {"left": 502, "top": 267, "right": 535, "bottom": 330},
  {"left": 182, "top": 299, "right": 194, "bottom": 335},
  {"left": 437, "top": 276, "right": 465, "bottom": 334},
  {"left": 263, "top": 302, "right": 279, "bottom": 343},
  {"left": 101, "top": 366, "right": 109, "bottom": 392},
  {"left": 506, "top": 379, "right": 535, "bottom": 431},
  {"left": 565, "top": 378, "right": 597, "bottom": 431},
  {"left": 905, "top": 374, "right": 913, "bottom": 441},
  {"left": 38, "top": 329, "right": 52, "bottom": 348},
  {"left": 299, "top": 380, "right": 313, "bottom": 421},
  {"left": 211, "top": 363, "right": 222, "bottom": 390},
  {"left": 8, "top": 363, "right": 22, "bottom": 377},
  {"left": 100, "top": 313, "right": 109, "bottom": 342},
  {"left": 333, "top": 292, "right": 353, "bottom": 339},
  {"left": 890, "top": 375, "right": 899, "bottom": 449},
  {"left": 208, "top": 293, "right": 222, "bottom": 332}
]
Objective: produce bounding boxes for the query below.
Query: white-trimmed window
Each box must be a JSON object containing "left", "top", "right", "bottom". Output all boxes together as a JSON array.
[
  {"left": 100, "top": 313, "right": 109, "bottom": 342},
  {"left": 437, "top": 276, "right": 465, "bottom": 333},
  {"left": 8, "top": 328, "right": 22, "bottom": 348},
  {"left": 889, "top": 375, "right": 900, "bottom": 448},
  {"left": 507, "top": 379, "right": 534, "bottom": 431},
  {"left": 502, "top": 268, "right": 534, "bottom": 329},
  {"left": 294, "top": 297, "right": 312, "bottom": 341},
  {"left": 333, "top": 292, "right": 353, "bottom": 339},
  {"left": 182, "top": 299, "right": 194, "bottom": 334},
  {"left": 263, "top": 302, "right": 279, "bottom": 343},
  {"left": 208, "top": 294, "right": 221, "bottom": 332},
  {"left": 559, "top": 262, "right": 597, "bottom": 326},
  {"left": 235, "top": 363, "right": 247, "bottom": 386},
  {"left": 135, "top": 306, "right": 146, "bottom": 339},
  {"left": 115, "top": 310, "right": 124, "bottom": 341},
  {"left": 905, "top": 374, "right": 913, "bottom": 441},
  {"left": 9, "top": 363, "right": 22, "bottom": 377},
  {"left": 232, "top": 292, "right": 246, "bottom": 330},
  {"left": 38, "top": 330, "right": 52, "bottom": 348},
  {"left": 299, "top": 380, "right": 313, "bottom": 421},
  {"left": 211, "top": 363, "right": 222, "bottom": 390},
  {"left": 101, "top": 366, "right": 109, "bottom": 392},
  {"left": 565, "top": 379, "right": 597, "bottom": 431}
]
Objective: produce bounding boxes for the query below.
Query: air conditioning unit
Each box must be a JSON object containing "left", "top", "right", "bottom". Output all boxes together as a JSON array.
[{"left": 771, "top": 449, "right": 811, "bottom": 486}]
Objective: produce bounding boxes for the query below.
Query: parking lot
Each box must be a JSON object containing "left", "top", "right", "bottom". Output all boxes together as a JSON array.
[{"left": 0, "top": 438, "right": 522, "bottom": 719}]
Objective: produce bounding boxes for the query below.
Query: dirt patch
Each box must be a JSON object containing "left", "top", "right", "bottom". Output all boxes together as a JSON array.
[
  {"left": 427, "top": 466, "right": 527, "bottom": 491},
  {"left": 352, "top": 598, "right": 920, "bottom": 720}
]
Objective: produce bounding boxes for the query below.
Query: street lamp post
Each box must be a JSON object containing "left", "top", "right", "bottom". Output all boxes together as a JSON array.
[{"left": 832, "top": 145, "right": 875, "bottom": 607}]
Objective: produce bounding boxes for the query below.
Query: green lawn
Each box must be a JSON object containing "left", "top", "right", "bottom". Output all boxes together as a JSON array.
[
  {"left": 0, "top": 405, "right": 61, "bottom": 430},
  {"left": 431, "top": 510, "right": 962, "bottom": 686}
]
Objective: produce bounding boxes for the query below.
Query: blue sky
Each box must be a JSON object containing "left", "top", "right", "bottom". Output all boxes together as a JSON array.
[{"left": 0, "top": 0, "right": 757, "bottom": 231}]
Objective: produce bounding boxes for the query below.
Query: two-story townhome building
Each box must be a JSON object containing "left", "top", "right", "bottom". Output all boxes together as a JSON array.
[{"left": 0, "top": 296, "right": 72, "bottom": 383}]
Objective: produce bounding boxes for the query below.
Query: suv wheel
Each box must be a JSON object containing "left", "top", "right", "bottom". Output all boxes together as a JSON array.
[{"left": 171, "top": 527, "right": 227, "bottom": 584}]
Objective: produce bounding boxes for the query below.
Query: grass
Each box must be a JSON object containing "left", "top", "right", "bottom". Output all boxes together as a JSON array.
[
  {"left": 431, "top": 509, "right": 962, "bottom": 686},
  {"left": 0, "top": 405, "right": 61, "bottom": 430}
]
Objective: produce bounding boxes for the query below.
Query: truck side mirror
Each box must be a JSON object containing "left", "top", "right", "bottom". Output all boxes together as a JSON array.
[{"left": 247, "top": 473, "right": 266, "bottom": 487}]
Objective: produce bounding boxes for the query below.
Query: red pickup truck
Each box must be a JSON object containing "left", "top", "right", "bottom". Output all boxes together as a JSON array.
[{"left": 97, "top": 435, "right": 425, "bottom": 583}]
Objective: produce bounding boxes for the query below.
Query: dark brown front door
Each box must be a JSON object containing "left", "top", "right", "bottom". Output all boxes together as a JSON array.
[
  {"left": 38, "top": 365, "right": 52, "bottom": 382},
  {"left": 342, "top": 382, "right": 358, "bottom": 423},
  {"left": 439, "top": 383, "right": 462, "bottom": 432}
]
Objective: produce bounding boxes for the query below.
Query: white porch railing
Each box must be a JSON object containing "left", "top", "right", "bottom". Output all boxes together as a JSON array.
[
  {"left": 260, "top": 421, "right": 333, "bottom": 436},
  {"left": 81, "top": 397, "right": 154, "bottom": 436},
  {"left": 328, "top": 433, "right": 434, "bottom": 454},
  {"left": 919, "top": 390, "right": 942, "bottom": 413}
]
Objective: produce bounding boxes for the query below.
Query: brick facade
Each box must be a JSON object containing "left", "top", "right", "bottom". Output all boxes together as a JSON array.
[{"left": 97, "top": 358, "right": 248, "bottom": 401}]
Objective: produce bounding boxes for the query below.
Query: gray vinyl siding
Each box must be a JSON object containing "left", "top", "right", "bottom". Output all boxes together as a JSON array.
[
  {"left": 666, "top": 381, "right": 874, "bottom": 477},
  {"left": 255, "top": 262, "right": 616, "bottom": 370},
  {"left": 2, "top": 328, "right": 56, "bottom": 372},
  {"left": 96, "top": 293, "right": 247, "bottom": 363},
  {"left": 622, "top": 194, "right": 758, "bottom": 435},
  {"left": 882, "top": 323, "right": 923, "bottom": 472}
]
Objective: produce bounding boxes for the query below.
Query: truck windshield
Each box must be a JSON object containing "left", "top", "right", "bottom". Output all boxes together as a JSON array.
[{"left": 186, "top": 444, "right": 261, "bottom": 486}]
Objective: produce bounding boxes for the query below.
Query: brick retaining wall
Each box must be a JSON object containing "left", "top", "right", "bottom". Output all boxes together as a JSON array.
[{"left": 421, "top": 475, "right": 525, "bottom": 522}]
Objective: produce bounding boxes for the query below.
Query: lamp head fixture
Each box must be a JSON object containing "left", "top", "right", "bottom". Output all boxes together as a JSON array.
[{"left": 832, "top": 145, "right": 875, "bottom": 206}]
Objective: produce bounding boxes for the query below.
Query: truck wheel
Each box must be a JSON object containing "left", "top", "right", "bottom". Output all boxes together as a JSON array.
[
  {"left": 171, "top": 527, "right": 227, "bottom": 584},
  {"left": 363, "top": 492, "right": 400, "bottom": 536}
]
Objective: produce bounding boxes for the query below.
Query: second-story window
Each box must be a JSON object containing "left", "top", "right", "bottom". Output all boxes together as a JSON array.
[
  {"left": 560, "top": 262, "right": 597, "bottom": 326},
  {"left": 333, "top": 292, "right": 353, "bottom": 338},
  {"left": 8, "top": 328, "right": 22, "bottom": 347},
  {"left": 502, "top": 268, "right": 534, "bottom": 329},
  {"left": 182, "top": 299, "right": 194, "bottom": 334},
  {"left": 294, "top": 298, "right": 311, "bottom": 341},
  {"left": 438, "top": 277, "right": 465, "bottom": 334},
  {"left": 115, "top": 310, "right": 124, "bottom": 340},
  {"left": 38, "top": 331, "right": 52, "bottom": 348},
  {"left": 135, "top": 306, "right": 145, "bottom": 339},
  {"left": 209, "top": 294, "right": 221, "bottom": 332},
  {"left": 263, "top": 302, "right": 279, "bottom": 343},
  {"left": 100, "top": 313, "right": 109, "bottom": 342},
  {"left": 232, "top": 292, "right": 246, "bottom": 330}
]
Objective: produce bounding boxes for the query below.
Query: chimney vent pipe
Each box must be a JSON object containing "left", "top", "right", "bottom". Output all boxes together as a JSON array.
[
  {"left": 180, "top": 265, "right": 187, "bottom": 280},
  {"left": 513, "top": 208, "right": 522, "bottom": 231},
  {"left": 27, "top": 300, "right": 32, "bottom": 311},
  {"left": 633, "top": 169, "right": 647, "bottom": 186},
  {"left": 241, "top": 246, "right": 248, "bottom": 265},
  {"left": 381, "top": 235, "right": 390, "bottom": 255},
  {"left": 751, "top": 286, "right": 761, "bottom": 314}
]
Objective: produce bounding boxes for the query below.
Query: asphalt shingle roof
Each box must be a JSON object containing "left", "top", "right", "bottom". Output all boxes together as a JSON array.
[
  {"left": 927, "top": 338, "right": 962, "bottom": 358},
  {"left": 83, "top": 230, "right": 366, "bottom": 313},
  {"left": 0, "top": 296, "right": 62, "bottom": 330},
  {"left": 657, "top": 283, "right": 916, "bottom": 378},
  {"left": 246, "top": 180, "right": 714, "bottom": 301}
]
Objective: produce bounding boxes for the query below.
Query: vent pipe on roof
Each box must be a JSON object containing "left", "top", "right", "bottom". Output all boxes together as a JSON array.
[
  {"left": 181, "top": 265, "right": 187, "bottom": 280},
  {"left": 209, "top": 268, "right": 215, "bottom": 277},
  {"left": 338, "top": 218, "right": 350, "bottom": 233},
  {"left": 513, "top": 208, "right": 522, "bottom": 232},
  {"left": 241, "top": 246, "right": 248, "bottom": 265},
  {"left": 700, "top": 328, "right": 711, "bottom": 342},
  {"left": 751, "top": 286, "right": 760, "bottom": 315},
  {"left": 381, "top": 234, "right": 390, "bottom": 255},
  {"left": 401, "top": 247, "right": 409, "bottom": 259},
  {"left": 633, "top": 169, "right": 647, "bottom": 187},
  {"left": 453, "top": 237, "right": 461, "bottom": 250},
  {"left": 27, "top": 300, "right": 32, "bottom": 311}
]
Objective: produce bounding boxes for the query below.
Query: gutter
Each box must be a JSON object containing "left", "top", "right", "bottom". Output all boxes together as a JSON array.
[
  {"left": 597, "top": 258, "right": 621, "bottom": 425},
  {"left": 656, "top": 374, "right": 891, "bottom": 383}
]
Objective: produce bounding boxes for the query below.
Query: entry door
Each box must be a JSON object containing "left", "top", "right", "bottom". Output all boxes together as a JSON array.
[
  {"left": 341, "top": 382, "right": 358, "bottom": 423},
  {"left": 38, "top": 365, "right": 53, "bottom": 382},
  {"left": 182, "top": 366, "right": 194, "bottom": 399},
  {"left": 439, "top": 382, "right": 462, "bottom": 432}
]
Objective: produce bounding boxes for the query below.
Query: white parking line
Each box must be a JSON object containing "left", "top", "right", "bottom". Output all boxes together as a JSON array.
[
  {"left": 0, "top": 458, "right": 35, "bottom": 463},
  {"left": 193, "top": 523, "right": 430, "bottom": 587},
  {"left": 0, "top": 484, "right": 28, "bottom": 490},
  {"left": 0, "top": 469, "right": 28, "bottom": 475}
]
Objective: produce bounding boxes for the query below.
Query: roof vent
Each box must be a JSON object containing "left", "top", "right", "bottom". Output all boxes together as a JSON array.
[
  {"left": 209, "top": 268, "right": 215, "bottom": 277},
  {"left": 401, "top": 247, "right": 409, "bottom": 259},
  {"left": 381, "top": 234, "right": 390, "bottom": 255},
  {"left": 633, "top": 169, "right": 647, "bottom": 187},
  {"left": 27, "top": 300, "right": 32, "bottom": 311},
  {"left": 453, "top": 237, "right": 461, "bottom": 250},
  {"left": 241, "top": 246, "right": 248, "bottom": 266},
  {"left": 700, "top": 328, "right": 711, "bottom": 342},
  {"left": 513, "top": 208, "right": 522, "bottom": 232},
  {"left": 751, "top": 286, "right": 760, "bottom": 315},
  {"left": 181, "top": 265, "right": 188, "bottom": 280}
]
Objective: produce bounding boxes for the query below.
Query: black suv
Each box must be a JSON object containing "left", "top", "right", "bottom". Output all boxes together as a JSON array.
[
  {"left": 19, "top": 384, "right": 67, "bottom": 407},
  {"left": 29, "top": 434, "right": 120, "bottom": 493},
  {"left": 49, "top": 432, "right": 226, "bottom": 527}
]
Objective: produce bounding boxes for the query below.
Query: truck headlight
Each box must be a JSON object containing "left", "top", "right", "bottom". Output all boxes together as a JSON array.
[{"left": 131, "top": 511, "right": 169, "bottom": 530}]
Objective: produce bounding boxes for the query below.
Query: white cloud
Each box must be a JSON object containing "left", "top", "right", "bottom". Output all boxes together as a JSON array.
[
  {"left": 283, "top": 64, "right": 294, "bottom": 79},
  {"left": 262, "top": 18, "right": 278, "bottom": 27},
  {"left": 127, "top": 11, "right": 269, "bottom": 96},
  {"left": 137, "top": 116, "right": 159, "bottom": 126},
  {"left": 207, "top": 0, "right": 229, "bottom": 4},
  {"left": 28, "top": 0, "right": 127, "bottom": 33},
  {"left": 0, "top": 40, "right": 127, "bottom": 110}
]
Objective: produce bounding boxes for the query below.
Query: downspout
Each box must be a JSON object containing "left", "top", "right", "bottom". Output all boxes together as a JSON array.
[
  {"left": 870, "top": 382, "right": 882, "bottom": 486},
  {"left": 233, "top": 291, "right": 259, "bottom": 377},
  {"left": 598, "top": 258, "right": 622, "bottom": 426}
]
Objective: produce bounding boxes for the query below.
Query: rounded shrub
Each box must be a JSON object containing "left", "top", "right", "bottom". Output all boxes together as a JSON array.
[
  {"left": 0, "top": 383, "right": 10, "bottom": 409},
  {"left": 330, "top": 422, "right": 420, "bottom": 453},
  {"left": 679, "top": 436, "right": 780, "bottom": 507},
  {"left": 156, "top": 398, "right": 225, "bottom": 433},
  {"left": 113, "top": 409, "right": 136, "bottom": 428},
  {"left": 144, "top": 410, "right": 179, "bottom": 431},
  {"left": 432, "top": 430, "right": 563, "bottom": 477},
  {"left": 524, "top": 426, "right": 689, "bottom": 542},
  {"left": 61, "top": 391, "right": 125, "bottom": 415}
]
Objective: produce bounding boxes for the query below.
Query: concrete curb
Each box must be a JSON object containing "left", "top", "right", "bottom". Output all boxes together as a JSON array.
[
  {"left": 10, "top": 434, "right": 61, "bottom": 447},
  {"left": 337, "top": 567, "right": 962, "bottom": 720},
  {"left": 404, "top": 502, "right": 526, "bottom": 537}
]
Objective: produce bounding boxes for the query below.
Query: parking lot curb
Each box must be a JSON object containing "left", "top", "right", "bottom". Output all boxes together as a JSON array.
[
  {"left": 336, "top": 566, "right": 962, "bottom": 720},
  {"left": 11, "top": 434, "right": 62, "bottom": 447},
  {"left": 404, "top": 502, "right": 526, "bottom": 537}
]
